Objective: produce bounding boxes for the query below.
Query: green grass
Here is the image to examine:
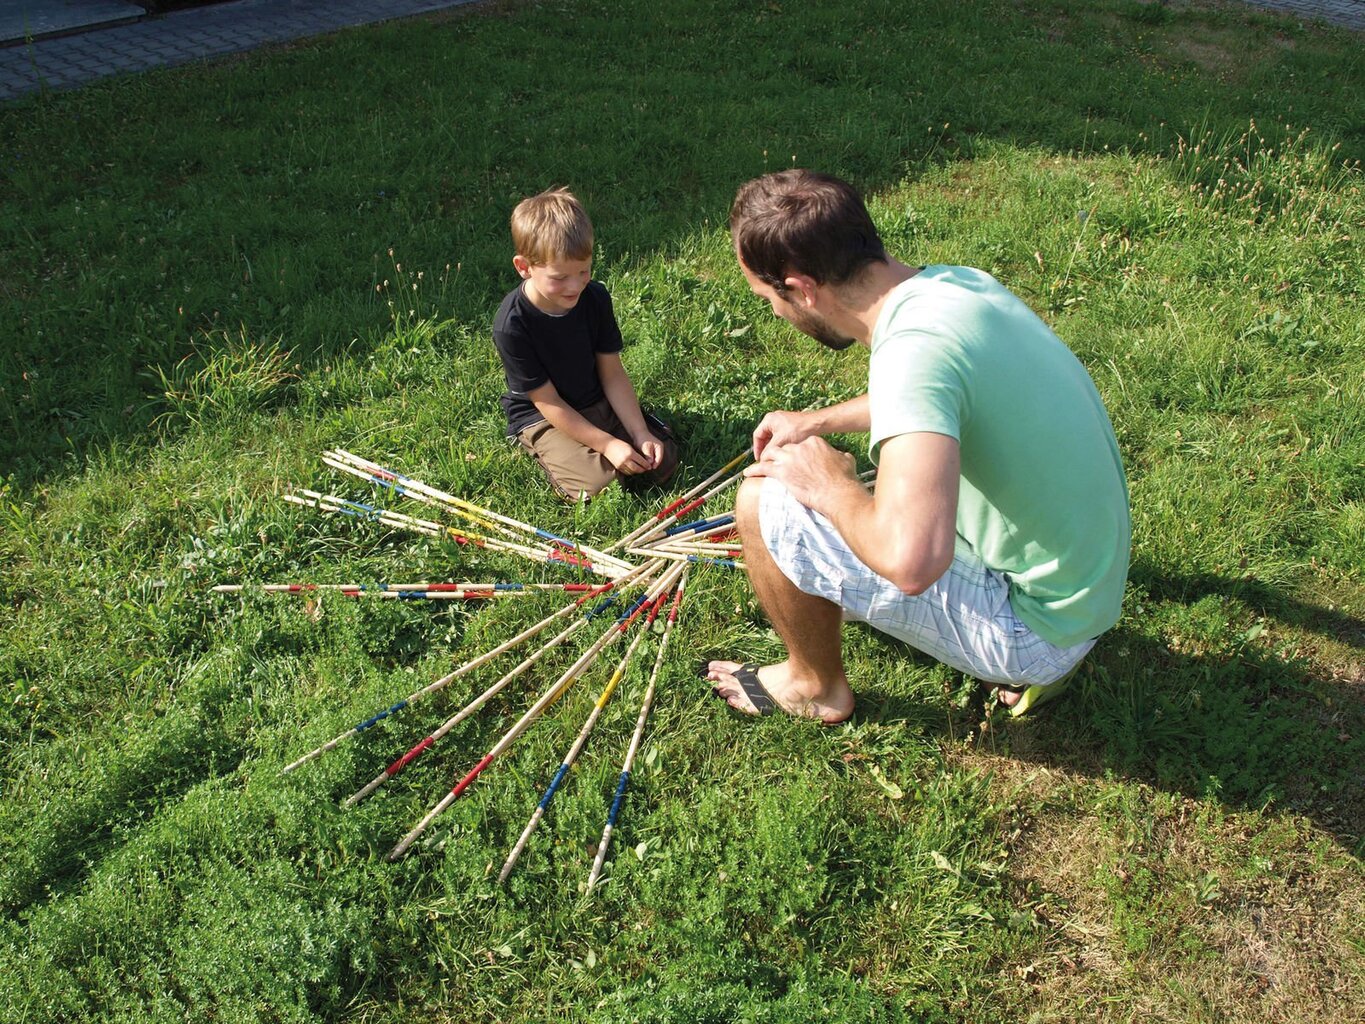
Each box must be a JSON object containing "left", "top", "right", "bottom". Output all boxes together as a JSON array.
[{"left": 2, "top": 0, "right": 1364, "bottom": 1020}]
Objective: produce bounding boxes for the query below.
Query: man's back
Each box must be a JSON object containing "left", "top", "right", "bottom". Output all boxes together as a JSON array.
[{"left": 868, "top": 266, "right": 1130, "bottom": 647}]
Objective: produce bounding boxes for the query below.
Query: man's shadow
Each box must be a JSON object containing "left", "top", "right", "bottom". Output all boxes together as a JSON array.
[{"left": 858, "top": 564, "right": 1365, "bottom": 857}]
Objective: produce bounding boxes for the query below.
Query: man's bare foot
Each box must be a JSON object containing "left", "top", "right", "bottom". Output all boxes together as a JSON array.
[{"left": 702, "top": 659, "right": 854, "bottom": 724}]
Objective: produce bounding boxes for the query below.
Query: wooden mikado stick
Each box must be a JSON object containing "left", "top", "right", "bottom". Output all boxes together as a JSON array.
[
  {"left": 496, "top": 608, "right": 657, "bottom": 883},
  {"left": 285, "top": 490, "right": 545, "bottom": 559},
  {"left": 644, "top": 541, "right": 742, "bottom": 557},
  {"left": 281, "top": 581, "right": 620, "bottom": 774},
  {"left": 343, "top": 615, "right": 591, "bottom": 807},
  {"left": 325, "top": 449, "right": 636, "bottom": 575},
  {"left": 284, "top": 489, "right": 622, "bottom": 578},
  {"left": 586, "top": 572, "right": 687, "bottom": 891},
  {"left": 625, "top": 547, "right": 746, "bottom": 571},
  {"left": 339, "top": 563, "right": 668, "bottom": 803},
  {"left": 608, "top": 449, "right": 750, "bottom": 552},
  {"left": 386, "top": 560, "right": 681, "bottom": 860},
  {"left": 213, "top": 581, "right": 609, "bottom": 594}
]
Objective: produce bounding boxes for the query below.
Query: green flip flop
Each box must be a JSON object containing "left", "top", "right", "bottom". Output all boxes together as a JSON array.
[{"left": 999, "top": 664, "right": 1080, "bottom": 718}]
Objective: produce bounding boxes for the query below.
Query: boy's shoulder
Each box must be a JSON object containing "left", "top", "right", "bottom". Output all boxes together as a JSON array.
[
  {"left": 495, "top": 282, "right": 526, "bottom": 319},
  {"left": 577, "top": 278, "right": 613, "bottom": 309},
  {"left": 492, "top": 283, "right": 529, "bottom": 339}
]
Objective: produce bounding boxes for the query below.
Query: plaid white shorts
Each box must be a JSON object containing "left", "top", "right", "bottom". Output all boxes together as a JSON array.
[{"left": 759, "top": 480, "right": 1094, "bottom": 686}]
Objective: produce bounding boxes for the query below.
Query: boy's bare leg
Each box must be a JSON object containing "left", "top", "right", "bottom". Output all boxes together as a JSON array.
[{"left": 702, "top": 478, "right": 855, "bottom": 723}]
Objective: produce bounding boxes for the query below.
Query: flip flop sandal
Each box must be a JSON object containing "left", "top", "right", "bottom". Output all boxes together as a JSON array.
[
  {"left": 995, "top": 664, "right": 1079, "bottom": 718},
  {"left": 697, "top": 661, "right": 777, "bottom": 716}
]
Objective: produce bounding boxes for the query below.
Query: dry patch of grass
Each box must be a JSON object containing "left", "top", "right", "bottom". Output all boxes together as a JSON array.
[
  {"left": 980, "top": 759, "right": 1365, "bottom": 1022},
  {"left": 1165, "top": 17, "right": 1297, "bottom": 76},
  {"left": 1080, "top": 2, "right": 1306, "bottom": 88}
]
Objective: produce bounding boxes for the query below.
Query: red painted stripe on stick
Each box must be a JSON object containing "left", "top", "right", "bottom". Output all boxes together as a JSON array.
[
  {"left": 574, "top": 582, "right": 615, "bottom": 605},
  {"left": 387, "top": 736, "right": 435, "bottom": 777},
  {"left": 654, "top": 494, "right": 690, "bottom": 520},
  {"left": 549, "top": 549, "right": 594, "bottom": 569},
  {"left": 620, "top": 594, "right": 656, "bottom": 632},
  {"left": 644, "top": 590, "right": 668, "bottom": 627},
  {"left": 450, "top": 754, "right": 496, "bottom": 799},
  {"left": 673, "top": 496, "right": 706, "bottom": 519},
  {"left": 666, "top": 583, "right": 685, "bottom": 623}
]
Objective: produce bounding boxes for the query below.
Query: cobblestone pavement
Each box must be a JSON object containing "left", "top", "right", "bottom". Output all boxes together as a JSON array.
[
  {"left": 0, "top": 0, "right": 1362, "bottom": 104},
  {"left": 1, "top": 0, "right": 477, "bottom": 103},
  {"left": 1238, "top": 0, "right": 1365, "bottom": 28}
]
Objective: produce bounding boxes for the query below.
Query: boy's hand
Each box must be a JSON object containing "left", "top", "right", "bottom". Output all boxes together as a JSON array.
[
  {"left": 604, "top": 438, "right": 652, "bottom": 475},
  {"left": 633, "top": 432, "right": 666, "bottom": 471}
]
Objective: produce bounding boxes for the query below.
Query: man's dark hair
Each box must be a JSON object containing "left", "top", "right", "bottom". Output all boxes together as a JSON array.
[{"left": 729, "top": 170, "right": 887, "bottom": 292}]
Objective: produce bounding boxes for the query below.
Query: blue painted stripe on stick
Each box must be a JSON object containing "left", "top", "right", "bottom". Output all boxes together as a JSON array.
[
  {"left": 356, "top": 699, "right": 408, "bottom": 731},
  {"left": 617, "top": 594, "right": 649, "bottom": 622},
  {"left": 538, "top": 763, "right": 572, "bottom": 811},
  {"left": 364, "top": 472, "right": 413, "bottom": 499},
  {"left": 584, "top": 596, "right": 617, "bottom": 619},
  {"left": 606, "top": 771, "right": 630, "bottom": 825},
  {"left": 687, "top": 555, "right": 741, "bottom": 570},
  {"left": 663, "top": 513, "right": 733, "bottom": 537}
]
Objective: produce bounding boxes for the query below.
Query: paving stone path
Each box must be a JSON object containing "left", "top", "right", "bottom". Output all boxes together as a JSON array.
[
  {"left": 1, "top": 0, "right": 477, "bottom": 102},
  {"left": 1238, "top": 0, "right": 1365, "bottom": 27},
  {"left": 0, "top": 0, "right": 1361, "bottom": 104}
]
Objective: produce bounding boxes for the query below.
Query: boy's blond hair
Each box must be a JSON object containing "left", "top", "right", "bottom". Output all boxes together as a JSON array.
[{"left": 510, "top": 187, "right": 593, "bottom": 266}]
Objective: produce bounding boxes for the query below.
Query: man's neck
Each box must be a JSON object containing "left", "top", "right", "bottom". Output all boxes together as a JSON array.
[{"left": 838, "top": 259, "right": 922, "bottom": 347}]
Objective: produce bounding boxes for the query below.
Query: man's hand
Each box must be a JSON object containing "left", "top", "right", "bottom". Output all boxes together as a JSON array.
[
  {"left": 604, "top": 438, "right": 652, "bottom": 474},
  {"left": 747, "top": 436, "right": 859, "bottom": 514},
  {"left": 751, "top": 409, "right": 819, "bottom": 461}
]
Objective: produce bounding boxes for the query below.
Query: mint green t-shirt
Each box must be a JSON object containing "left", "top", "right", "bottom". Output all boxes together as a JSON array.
[{"left": 868, "top": 266, "right": 1130, "bottom": 647}]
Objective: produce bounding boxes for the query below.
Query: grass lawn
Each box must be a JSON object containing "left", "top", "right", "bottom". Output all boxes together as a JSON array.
[{"left": 2, "top": 0, "right": 1363, "bottom": 1020}]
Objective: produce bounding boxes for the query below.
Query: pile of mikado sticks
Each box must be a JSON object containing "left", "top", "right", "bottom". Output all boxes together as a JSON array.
[{"left": 216, "top": 448, "right": 754, "bottom": 889}]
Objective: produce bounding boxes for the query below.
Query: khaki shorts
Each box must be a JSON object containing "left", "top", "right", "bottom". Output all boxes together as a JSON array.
[{"left": 516, "top": 398, "right": 679, "bottom": 502}]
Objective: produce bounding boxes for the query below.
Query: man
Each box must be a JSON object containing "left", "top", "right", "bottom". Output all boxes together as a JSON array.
[{"left": 701, "top": 170, "right": 1130, "bottom": 723}]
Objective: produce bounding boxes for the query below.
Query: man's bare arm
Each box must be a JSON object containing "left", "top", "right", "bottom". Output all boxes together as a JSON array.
[
  {"left": 751, "top": 394, "right": 870, "bottom": 460},
  {"left": 748, "top": 430, "right": 958, "bottom": 593}
]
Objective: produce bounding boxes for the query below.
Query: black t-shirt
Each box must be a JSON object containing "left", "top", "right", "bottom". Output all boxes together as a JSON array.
[{"left": 491, "top": 280, "right": 625, "bottom": 436}]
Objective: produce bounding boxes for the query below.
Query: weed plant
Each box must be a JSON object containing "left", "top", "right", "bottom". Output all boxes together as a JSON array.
[{"left": 2, "top": 0, "right": 1363, "bottom": 1021}]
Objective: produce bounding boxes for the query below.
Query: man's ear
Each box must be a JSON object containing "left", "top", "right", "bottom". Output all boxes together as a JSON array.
[
  {"left": 512, "top": 255, "right": 532, "bottom": 278},
  {"left": 782, "top": 273, "right": 821, "bottom": 308}
]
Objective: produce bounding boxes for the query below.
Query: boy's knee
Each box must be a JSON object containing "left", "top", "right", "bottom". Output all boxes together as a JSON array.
[{"left": 551, "top": 461, "right": 618, "bottom": 503}]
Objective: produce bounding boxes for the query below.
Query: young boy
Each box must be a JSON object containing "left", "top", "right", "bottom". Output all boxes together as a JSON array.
[{"left": 492, "top": 187, "right": 679, "bottom": 502}]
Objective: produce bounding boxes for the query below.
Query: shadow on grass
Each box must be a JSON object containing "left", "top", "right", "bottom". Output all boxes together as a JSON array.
[
  {"left": 0, "top": 683, "right": 250, "bottom": 913},
  {"left": 3, "top": 0, "right": 1362, "bottom": 488},
  {"left": 982, "top": 571, "right": 1365, "bottom": 858},
  {"left": 835, "top": 566, "right": 1364, "bottom": 857}
]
